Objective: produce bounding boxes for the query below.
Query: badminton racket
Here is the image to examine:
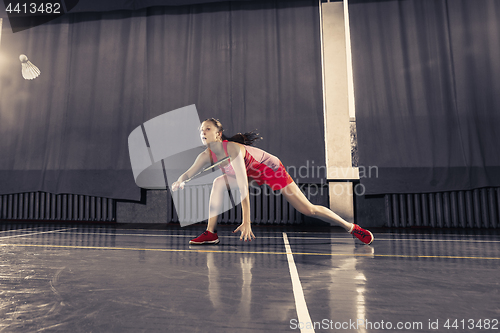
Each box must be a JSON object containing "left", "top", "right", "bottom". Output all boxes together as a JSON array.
[{"left": 181, "top": 156, "right": 230, "bottom": 186}]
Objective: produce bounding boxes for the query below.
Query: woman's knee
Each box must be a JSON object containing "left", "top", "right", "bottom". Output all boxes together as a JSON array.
[
  {"left": 301, "top": 205, "right": 318, "bottom": 217},
  {"left": 212, "top": 176, "right": 226, "bottom": 190}
]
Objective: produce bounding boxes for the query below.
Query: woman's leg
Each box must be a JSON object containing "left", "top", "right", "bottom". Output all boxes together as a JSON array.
[
  {"left": 280, "top": 181, "right": 353, "bottom": 231},
  {"left": 206, "top": 175, "right": 238, "bottom": 233}
]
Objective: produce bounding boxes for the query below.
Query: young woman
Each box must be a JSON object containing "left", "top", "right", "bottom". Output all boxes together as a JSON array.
[{"left": 171, "top": 118, "right": 374, "bottom": 245}]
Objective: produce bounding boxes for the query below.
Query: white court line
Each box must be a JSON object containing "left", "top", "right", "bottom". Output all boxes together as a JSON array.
[
  {"left": 282, "top": 236, "right": 500, "bottom": 244},
  {"left": 53, "top": 232, "right": 353, "bottom": 240},
  {"left": 363, "top": 238, "right": 500, "bottom": 243},
  {"left": 0, "top": 228, "right": 38, "bottom": 234},
  {"left": 0, "top": 227, "right": 77, "bottom": 239},
  {"left": 59, "top": 232, "right": 192, "bottom": 238},
  {"left": 286, "top": 231, "right": 500, "bottom": 237},
  {"left": 0, "top": 227, "right": 53, "bottom": 234},
  {"left": 283, "top": 232, "right": 315, "bottom": 333},
  {"left": 50, "top": 232, "right": 500, "bottom": 243}
]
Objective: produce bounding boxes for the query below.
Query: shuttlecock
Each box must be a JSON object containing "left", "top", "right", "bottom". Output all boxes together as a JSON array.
[{"left": 19, "top": 54, "right": 41, "bottom": 80}]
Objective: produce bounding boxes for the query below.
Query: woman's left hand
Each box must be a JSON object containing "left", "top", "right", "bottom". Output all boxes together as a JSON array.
[{"left": 233, "top": 222, "right": 256, "bottom": 242}]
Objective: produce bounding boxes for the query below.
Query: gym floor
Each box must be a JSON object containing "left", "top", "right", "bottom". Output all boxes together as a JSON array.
[{"left": 0, "top": 223, "right": 498, "bottom": 332}]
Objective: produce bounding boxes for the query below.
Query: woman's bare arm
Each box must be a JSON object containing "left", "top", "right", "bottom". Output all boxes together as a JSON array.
[
  {"left": 171, "top": 150, "right": 210, "bottom": 191},
  {"left": 227, "top": 142, "right": 255, "bottom": 241}
]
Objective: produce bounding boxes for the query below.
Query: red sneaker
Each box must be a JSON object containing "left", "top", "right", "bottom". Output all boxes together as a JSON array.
[
  {"left": 350, "top": 224, "right": 374, "bottom": 245},
  {"left": 189, "top": 230, "right": 220, "bottom": 245}
]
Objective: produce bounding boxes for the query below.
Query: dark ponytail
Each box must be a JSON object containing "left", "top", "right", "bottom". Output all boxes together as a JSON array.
[
  {"left": 204, "top": 118, "right": 262, "bottom": 146},
  {"left": 221, "top": 132, "right": 262, "bottom": 145}
]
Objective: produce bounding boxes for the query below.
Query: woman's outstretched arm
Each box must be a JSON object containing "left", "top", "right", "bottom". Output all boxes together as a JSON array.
[
  {"left": 171, "top": 151, "right": 210, "bottom": 191},
  {"left": 227, "top": 142, "right": 255, "bottom": 241}
]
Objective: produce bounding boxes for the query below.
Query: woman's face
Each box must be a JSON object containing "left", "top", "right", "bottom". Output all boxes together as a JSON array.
[{"left": 200, "top": 120, "right": 221, "bottom": 145}]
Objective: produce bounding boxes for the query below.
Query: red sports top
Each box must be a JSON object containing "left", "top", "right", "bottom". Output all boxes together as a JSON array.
[{"left": 209, "top": 140, "right": 293, "bottom": 191}]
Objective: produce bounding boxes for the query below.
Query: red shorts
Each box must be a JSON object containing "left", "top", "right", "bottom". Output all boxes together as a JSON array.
[{"left": 247, "top": 161, "right": 293, "bottom": 191}]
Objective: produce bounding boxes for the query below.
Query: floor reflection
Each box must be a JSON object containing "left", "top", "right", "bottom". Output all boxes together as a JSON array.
[
  {"left": 206, "top": 252, "right": 254, "bottom": 322},
  {"left": 237, "top": 256, "right": 254, "bottom": 318},
  {"left": 207, "top": 252, "right": 221, "bottom": 308},
  {"left": 326, "top": 242, "right": 372, "bottom": 333}
]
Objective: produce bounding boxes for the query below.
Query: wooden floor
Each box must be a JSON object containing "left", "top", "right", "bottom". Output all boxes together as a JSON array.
[{"left": 0, "top": 223, "right": 498, "bottom": 332}]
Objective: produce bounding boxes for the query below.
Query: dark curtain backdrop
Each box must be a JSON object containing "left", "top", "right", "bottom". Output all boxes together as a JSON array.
[
  {"left": 349, "top": 0, "right": 500, "bottom": 195},
  {"left": 0, "top": 1, "right": 324, "bottom": 201}
]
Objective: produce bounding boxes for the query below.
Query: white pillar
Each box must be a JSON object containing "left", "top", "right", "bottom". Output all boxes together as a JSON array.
[{"left": 320, "top": 1, "right": 357, "bottom": 223}]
